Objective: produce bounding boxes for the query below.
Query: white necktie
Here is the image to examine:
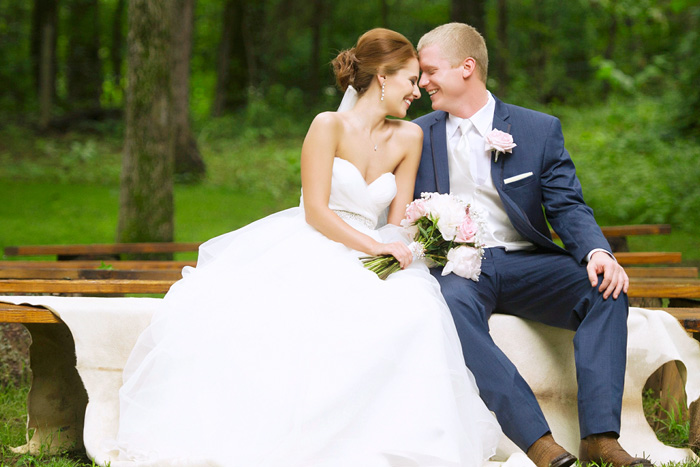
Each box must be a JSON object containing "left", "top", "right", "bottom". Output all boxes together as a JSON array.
[{"left": 456, "top": 120, "right": 476, "bottom": 184}]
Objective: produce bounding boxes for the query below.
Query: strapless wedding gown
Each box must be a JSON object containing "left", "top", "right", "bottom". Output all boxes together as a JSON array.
[{"left": 111, "top": 157, "right": 502, "bottom": 466}]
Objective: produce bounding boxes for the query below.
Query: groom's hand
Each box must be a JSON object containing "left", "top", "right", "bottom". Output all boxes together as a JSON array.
[{"left": 587, "top": 251, "right": 629, "bottom": 300}]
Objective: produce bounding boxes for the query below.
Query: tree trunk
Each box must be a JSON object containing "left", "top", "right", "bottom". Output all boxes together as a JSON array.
[
  {"left": 31, "top": 0, "right": 58, "bottom": 130},
  {"left": 111, "top": 0, "right": 126, "bottom": 96},
  {"left": 493, "top": 0, "right": 509, "bottom": 96},
  {"left": 450, "top": 0, "right": 486, "bottom": 36},
  {"left": 117, "top": 0, "right": 174, "bottom": 245},
  {"left": 241, "top": 1, "right": 265, "bottom": 88},
  {"left": 171, "top": 0, "right": 205, "bottom": 179},
  {"left": 212, "top": 0, "right": 248, "bottom": 116},
  {"left": 309, "top": 0, "right": 324, "bottom": 97},
  {"left": 66, "top": 0, "right": 102, "bottom": 109}
]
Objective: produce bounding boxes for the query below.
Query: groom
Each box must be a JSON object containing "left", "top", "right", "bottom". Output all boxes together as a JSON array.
[{"left": 413, "top": 23, "right": 651, "bottom": 467}]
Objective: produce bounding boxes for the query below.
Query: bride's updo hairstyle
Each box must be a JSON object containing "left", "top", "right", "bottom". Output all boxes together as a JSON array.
[{"left": 332, "top": 28, "right": 417, "bottom": 96}]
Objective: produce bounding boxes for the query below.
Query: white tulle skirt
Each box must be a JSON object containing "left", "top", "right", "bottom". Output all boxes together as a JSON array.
[{"left": 111, "top": 207, "right": 502, "bottom": 466}]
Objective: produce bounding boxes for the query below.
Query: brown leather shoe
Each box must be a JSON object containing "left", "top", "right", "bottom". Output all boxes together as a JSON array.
[
  {"left": 579, "top": 433, "right": 652, "bottom": 467},
  {"left": 526, "top": 433, "right": 577, "bottom": 467}
]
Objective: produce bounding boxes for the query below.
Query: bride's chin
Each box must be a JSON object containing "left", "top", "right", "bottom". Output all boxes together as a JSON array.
[{"left": 387, "top": 109, "right": 407, "bottom": 119}]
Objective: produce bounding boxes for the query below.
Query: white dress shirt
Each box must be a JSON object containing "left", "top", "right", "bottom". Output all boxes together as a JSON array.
[{"left": 446, "top": 92, "right": 534, "bottom": 252}]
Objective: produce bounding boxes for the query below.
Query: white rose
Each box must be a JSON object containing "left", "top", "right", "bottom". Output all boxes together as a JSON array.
[
  {"left": 424, "top": 193, "right": 467, "bottom": 241},
  {"left": 441, "top": 246, "right": 482, "bottom": 281}
]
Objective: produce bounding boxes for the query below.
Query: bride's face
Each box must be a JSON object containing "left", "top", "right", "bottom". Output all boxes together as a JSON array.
[{"left": 382, "top": 57, "right": 421, "bottom": 119}]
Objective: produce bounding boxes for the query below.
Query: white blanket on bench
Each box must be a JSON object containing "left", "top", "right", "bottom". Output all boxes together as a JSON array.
[{"left": 2, "top": 295, "right": 699, "bottom": 465}]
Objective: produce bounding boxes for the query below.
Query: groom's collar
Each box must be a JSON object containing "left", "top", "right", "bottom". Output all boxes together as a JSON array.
[
  {"left": 447, "top": 92, "right": 496, "bottom": 139},
  {"left": 426, "top": 92, "right": 509, "bottom": 128}
]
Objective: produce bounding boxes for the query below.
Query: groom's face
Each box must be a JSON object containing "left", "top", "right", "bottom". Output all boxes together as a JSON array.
[{"left": 418, "top": 44, "right": 466, "bottom": 115}]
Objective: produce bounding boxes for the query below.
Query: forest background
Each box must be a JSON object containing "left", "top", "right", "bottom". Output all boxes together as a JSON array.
[
  {"left": 0, "top": 1, "right": 699, "bottom": 464},
  {"left": 0, "top": 0, "right": 699, "bottom": 260}
]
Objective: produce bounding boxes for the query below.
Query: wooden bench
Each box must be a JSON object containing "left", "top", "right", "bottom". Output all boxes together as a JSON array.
[
  {"left": 0, "top": 276, "right": 698, "bottom": 297},
  {"left": 2, "top": 224, "right": 672, "bottom": 260},
  {"left": 1, "top": 251, "right": 684, "bottom": 268},
  {"left": 551, "top": 224, "right": 672, "bottom": 252},
  {"left": 4, "top": 301, "right": 700, "bottom": 334},
  {"left": 3, "top": 242, "right": 202, "bottom": 260},
  {"left": 1, "top": 263, "right": 694, "bottom": 279}
]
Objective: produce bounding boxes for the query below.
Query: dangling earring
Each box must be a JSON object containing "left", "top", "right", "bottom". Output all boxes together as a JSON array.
[{"left": 380, "top": 81, "right": 385, "bottom": 101}]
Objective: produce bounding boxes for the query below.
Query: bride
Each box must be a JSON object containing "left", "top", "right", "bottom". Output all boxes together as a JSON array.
[{"left": 111, "top": 28, "right": 502, "bottom": 466}]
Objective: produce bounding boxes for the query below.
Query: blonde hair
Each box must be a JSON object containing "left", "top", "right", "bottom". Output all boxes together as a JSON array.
[
  {"left": 417, "top": 23, "right": 488, "bottom": 83},
  {"left": 332, "top": 28, "right": 417, "bottom": 95}
]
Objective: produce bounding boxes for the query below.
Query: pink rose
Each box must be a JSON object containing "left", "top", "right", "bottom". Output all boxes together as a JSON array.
[
  {"left": 455, "top": 215, "right": 478, "bottom": 243},
  {"left": 404, "top": 199, "right": 426, "bottom": 224},
  {"left": 485, "top": 129, "right": 516, "bottom": 162}
]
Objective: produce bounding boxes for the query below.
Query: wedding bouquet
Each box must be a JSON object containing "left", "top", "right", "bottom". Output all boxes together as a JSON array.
[{"left": 361, "top": 192, "right": 484, "bottom": 281}]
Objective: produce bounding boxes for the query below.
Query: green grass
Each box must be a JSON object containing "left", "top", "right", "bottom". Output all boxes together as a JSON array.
[
  {"left": 0, "top": 382, "right": 696, "bottom": 466},
  {"left": 0, "top": 384, "right": 96, "bottom": 466}
]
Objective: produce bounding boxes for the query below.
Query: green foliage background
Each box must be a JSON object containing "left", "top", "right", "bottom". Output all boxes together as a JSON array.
[{"left": 0, "top": 0, "right": 698, "bottom": 256}]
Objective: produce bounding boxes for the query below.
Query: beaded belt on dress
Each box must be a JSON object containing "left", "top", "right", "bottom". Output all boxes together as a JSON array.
[{"left": 333, "top": 210, "right": 374, "bottom": 230}]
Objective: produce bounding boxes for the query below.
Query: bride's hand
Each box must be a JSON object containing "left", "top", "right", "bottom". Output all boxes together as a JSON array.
[{"left": 371, "top": 241, "right": 413, "bottom": 269}]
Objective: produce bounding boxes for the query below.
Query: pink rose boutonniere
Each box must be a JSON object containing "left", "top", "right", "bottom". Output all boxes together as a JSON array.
[{"left": 485, "top": 129, "right": 516, "bottom": 162}]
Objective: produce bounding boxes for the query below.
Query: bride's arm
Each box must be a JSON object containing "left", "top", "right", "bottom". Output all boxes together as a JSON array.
[
  {"left": 386, "top": 122, "right": 423, "bottom": 226},
  {"left": 301, "top": 112, "right": 412, "bottom": 267}
]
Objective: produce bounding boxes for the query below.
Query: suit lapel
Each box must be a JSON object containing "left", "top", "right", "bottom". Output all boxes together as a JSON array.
[
  {"left": 490, "top": 97, "right": 511, "bottom": 184},
  {"left": 490, "top": 97, "right": 563, "bottom": 252},
  {"left": 429, "top": 112, "right": 450, "bottom": 194}
]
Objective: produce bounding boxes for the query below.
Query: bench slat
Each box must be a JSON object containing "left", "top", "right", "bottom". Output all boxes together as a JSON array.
[
  {"left": 0, "top": 303, "right": 60, "bottom": 323},
  {"left": 2, "top": 266, "right": 692, "bottom": 280},
  {"left": 551, "top": 224, "right": 671, "bottom": 240},
  {"left": 627, "top": 279, "right": 700, "bottom": 299},
  {"left": 0, "top": 279, "right": 172, "bottom": 294},
  {"left": 4, "top": 242, "right": 201, "bottom": 257},
  {"left": 3, "top": 303, "right": 699, "bottom": 335},
  {"left": 0, "top": 260, "right": 195, "bottom": 270},
  {"left": 1, "top": 277, "right": 699, "bottom": 298},
  {"left": 615, "top": 252, "right": 682, "bottom": 265},
  {"left": 625, "top": 267, "right": 698, "bottom": 278},
  {"left": 0, "top": 268, "right": 183, "bottom": 280}
]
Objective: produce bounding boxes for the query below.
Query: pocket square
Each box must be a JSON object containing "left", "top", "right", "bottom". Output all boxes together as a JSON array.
[{"left": 504, "top": 172, "right": 534, "bottom": 184}]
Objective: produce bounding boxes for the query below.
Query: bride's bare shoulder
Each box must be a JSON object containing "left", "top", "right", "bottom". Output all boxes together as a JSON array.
[
  {"left": 392, "top": 119, "right": 423, "bottom": 144},
  {"left": 310, "top": 111, "right": 347, "bottom": 128}
]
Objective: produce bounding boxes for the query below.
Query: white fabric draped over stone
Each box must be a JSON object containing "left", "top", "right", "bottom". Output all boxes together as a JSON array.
[{"left": 2, "top": 295, "right": 698, "bottom": 465}]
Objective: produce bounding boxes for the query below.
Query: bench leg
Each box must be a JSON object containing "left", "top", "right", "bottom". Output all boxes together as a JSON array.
[{"left": 11, "top": 322, "right": 88, "bottom": 455}]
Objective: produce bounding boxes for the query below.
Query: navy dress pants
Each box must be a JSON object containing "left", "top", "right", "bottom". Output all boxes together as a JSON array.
[{"left": 432, "top": 247, "right": 629, "bottom": 452}]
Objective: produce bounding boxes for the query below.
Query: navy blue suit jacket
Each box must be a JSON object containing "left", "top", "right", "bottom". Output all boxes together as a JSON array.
[{"left": 413, "top": 96, "right": 610, "bottom": 264}]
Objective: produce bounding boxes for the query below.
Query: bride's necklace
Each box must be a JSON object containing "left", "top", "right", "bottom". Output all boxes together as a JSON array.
[{"left": 369, "top": 128, "right": 379, "bottom": 152}]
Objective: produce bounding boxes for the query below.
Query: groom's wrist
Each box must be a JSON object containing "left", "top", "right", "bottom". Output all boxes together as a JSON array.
[{"left": 586, "top": 248, "right": 615, "bottom": 263}]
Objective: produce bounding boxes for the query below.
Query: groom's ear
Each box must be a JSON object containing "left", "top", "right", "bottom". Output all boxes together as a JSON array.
[{"left": 461, "top": 57, "right": 477, "bottom": 79}]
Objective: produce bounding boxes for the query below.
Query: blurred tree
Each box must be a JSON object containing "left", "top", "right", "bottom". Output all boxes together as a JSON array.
[
  {"left": 672, "top": 1, "right": 700, "bottom": 137},
  {"left": 117, "top": 0, "right": 174, "bottom": 245},
  {"left": 212, "top": 0, "right": 248, "bottom": 115},
  {"left": 450, "top": 0, "right": 485, "bottom": 36},
  {"left": 309, "top": 0, "right": 326, "bottom": 98},
  {"left": 65, "top": 0, "right": 102, "bottom": 109},
  {"left": 491, "top": 0, "right": 509, "bottom": 97},
  {"left": 111, "top": 0, "right": 126, "bottom": 96},
  {"left": 242, "top": 1, "right": 266, "bottom": 88},
  {"left": 172, "top": 0, "right": 205, "bottom": 179},
  {"left": 31, "top": 0, "right": 58, "bottom": 129}
]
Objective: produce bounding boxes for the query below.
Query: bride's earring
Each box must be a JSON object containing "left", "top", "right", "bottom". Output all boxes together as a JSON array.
[{"left": 380, "top": 81, "right": 385, "bottom": 101}]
